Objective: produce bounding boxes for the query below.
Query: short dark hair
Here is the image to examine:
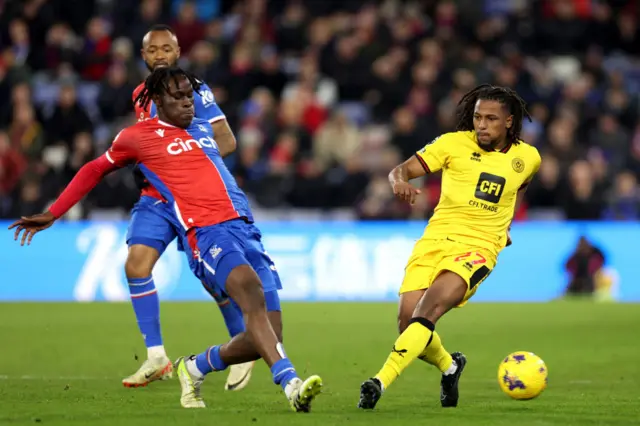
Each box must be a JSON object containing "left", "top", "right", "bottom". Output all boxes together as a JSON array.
[
  {"left": 455, "top": 84, "right": 532, "bottom": 145},
  {"left": 134, "top": 66, "right": 201, "bottom": 112},
  {"left": 146, "top": 24, "right": 176, "bottom": 36}
]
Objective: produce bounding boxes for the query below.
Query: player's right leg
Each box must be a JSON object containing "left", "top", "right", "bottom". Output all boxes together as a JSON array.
[
  {"left": 359, "top": 271, "right": 468, "bottom": 410},
  {"left": 358, "top": 240, "right": 491, "bottom": 410},
  {"left": 121, "top": 197, "right": 175, "bottom": 387}
]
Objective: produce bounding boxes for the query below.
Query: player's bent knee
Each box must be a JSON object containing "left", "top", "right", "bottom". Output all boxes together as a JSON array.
[{"left": 125, "top": 244, "right": 161, "bottom": 279}]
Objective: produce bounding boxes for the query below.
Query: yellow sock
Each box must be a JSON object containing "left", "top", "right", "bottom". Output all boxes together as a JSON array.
[
  {"left": 375, "top": 320, "right": 434, "bottom": 389},
  {"left": 417, "top": 331, "right": 453, "bottom": 373}
]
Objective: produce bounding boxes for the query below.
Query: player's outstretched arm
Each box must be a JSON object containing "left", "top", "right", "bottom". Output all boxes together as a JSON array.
[
  {"left": 211, "top": 119, "right": 237, "bottom": 157},
  {"left": 8, "top": 155, "right": 120, "bottom": 246},
  {"left": 388, "top": 156, "right": 425, "bottom": 205}
]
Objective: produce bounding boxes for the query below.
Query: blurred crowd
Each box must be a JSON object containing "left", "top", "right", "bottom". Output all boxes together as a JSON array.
[{"left": 1, "top": 0, "right": 639, "bottom": 221}]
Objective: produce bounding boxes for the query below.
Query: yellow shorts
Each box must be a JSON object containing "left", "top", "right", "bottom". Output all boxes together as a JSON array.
[{"left": 399, "top": 238, "right": 497, "bottom": 306}]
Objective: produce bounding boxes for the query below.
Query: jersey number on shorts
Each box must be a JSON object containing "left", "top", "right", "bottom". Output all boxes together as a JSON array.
[
  {"left": 454, "top": 251, "right": 486, "bottom": 265},
  {"left": 455, "top": 252, "right": 491, "bottom": 290}
]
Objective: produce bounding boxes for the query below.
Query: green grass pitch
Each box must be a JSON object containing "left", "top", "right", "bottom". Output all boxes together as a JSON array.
[{"left": 1, "top": 302, "right": 639, "bottom": 425}]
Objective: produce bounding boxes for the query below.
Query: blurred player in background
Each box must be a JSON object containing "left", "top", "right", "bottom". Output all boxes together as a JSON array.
[
  {"left": 564, "top": 236, "right": 606, "bottom": 296},
  {"left": 357, "top": 85, "right": 541, "bottom": 410},
  {"left": 10, "top": 66, "right": 323, "bottom": 412},
  {"left": 128, "top": 25, "right": 253, "bottom": 390}
]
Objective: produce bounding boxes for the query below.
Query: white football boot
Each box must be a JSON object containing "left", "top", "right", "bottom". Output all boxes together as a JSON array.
[
  {"left": 224, "top": 361, "right": 255, "bottom": 391},
  {"left": 122, "top": 357, "right": 173, "bottom": 388}
]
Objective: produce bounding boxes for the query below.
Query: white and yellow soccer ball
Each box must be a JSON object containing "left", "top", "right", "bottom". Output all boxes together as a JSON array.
[{"left": 498, "top": 351, "right": 548, "bottom": 400}]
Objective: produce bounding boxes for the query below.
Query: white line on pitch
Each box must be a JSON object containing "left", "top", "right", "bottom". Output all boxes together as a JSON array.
[{"left": 0, "top": 375, "right": 113, "bottom": 380}]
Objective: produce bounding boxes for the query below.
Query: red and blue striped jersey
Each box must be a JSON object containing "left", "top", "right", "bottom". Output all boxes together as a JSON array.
[
  {"left": 106, "top": 117, "right": 252, "bottom": 229},
  {"left": 132, "top": 80, "right": 226, "bottom": 200}
]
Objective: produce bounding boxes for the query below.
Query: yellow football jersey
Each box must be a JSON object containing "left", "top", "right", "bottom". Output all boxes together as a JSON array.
[{"left": 415, "top": 130, "right": 541, "bottom": 256}]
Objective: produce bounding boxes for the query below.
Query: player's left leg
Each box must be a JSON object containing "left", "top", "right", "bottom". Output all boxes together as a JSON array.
[
  {"left": 213, "top": 225, "right": 283, "bottom": 391},
  {"left": 178, "top": 230, "right": 255, "bottom": 391},
  {"left": 175, "top": 304, "right": 283, "bottom": 409},
  {"left": 190, "top": 292, "right": 283, "bottom": 366},
  {"left": 177, "top": 274, "right": 321, "bottom": 411},
  {"left": 359, "top": 271, "right": 469, "bottom": 410},
  {"left": 175, "top": 221, "right": 322, "bottom": 411}
]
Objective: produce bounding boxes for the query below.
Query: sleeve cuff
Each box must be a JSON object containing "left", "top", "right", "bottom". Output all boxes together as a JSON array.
[
  {"left": 414, "top": 153, "right": 431, "bottom": 173},
  {"left": 209, "top": 115, "right": 226, "bottom": 123}
]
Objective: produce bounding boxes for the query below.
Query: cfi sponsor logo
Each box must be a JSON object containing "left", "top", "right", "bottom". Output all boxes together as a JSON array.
[{"left": 73, "top": 225, "right": 183, "bottom": 301}]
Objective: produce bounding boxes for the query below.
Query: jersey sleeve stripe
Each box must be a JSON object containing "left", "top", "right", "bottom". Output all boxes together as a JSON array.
[
  {"left": 208, "top": 115, "right": 226, "bottom": 123},
  {"left": 105, "top": 151, "right": 115, "bottom": 164},
  {"left": 414, "top": 153, "right": 431, "bottom": 173}
]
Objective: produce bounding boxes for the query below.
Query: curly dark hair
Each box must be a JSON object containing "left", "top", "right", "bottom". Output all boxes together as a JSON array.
[
  {"left": 134, "top": 66, "right": 201, "bottom": 112},
  {"left": 455, "top": 84, "right": 532, "bottom": 145}
]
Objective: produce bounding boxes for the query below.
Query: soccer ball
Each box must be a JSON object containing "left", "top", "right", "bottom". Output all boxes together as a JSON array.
[{"left": 497, "top": 351, "right": 548, "bottom": 400}]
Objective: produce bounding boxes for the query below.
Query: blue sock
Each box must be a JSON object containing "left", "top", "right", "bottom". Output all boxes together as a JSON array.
[
  {"left": 128, "top": 276, "right": 162, "bottom": 348},
  {"left": 218, "top": 298, "right": 246, "bottom": 338},
  {"left": 271, "top": 357, "right": 299, "bottom": 391},
  {"left": 195, "top": 345, "right": 227, "bottom": 375}
]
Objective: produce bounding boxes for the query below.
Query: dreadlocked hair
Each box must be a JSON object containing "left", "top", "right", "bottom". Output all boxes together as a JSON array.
[
  {"left": 455, "top": 84, "right": 532, "bottom": 145},
  {"left": 134, "top": 66, "right": 202, "bottom": 112}
]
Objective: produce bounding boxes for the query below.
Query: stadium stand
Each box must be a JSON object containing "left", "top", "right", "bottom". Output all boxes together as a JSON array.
[{"left": 0, "top": 0, "right": 638, "bottom": 221}]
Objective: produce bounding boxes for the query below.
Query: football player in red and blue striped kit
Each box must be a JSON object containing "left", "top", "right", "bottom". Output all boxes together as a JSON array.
[
  {"left": 120, "top": 24, "right": 254, "bottom": 390},
  {"left": 10, "top": 66, "right": 323, "bottom": 412}
]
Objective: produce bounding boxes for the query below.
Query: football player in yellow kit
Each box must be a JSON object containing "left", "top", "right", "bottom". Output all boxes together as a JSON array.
[{"left": 358, "top": 84, "right": 541, "bottom": 410}]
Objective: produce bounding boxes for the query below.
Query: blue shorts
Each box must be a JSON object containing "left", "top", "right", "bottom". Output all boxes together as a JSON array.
[
  {"left": 127, "top": 196, "right": 185, "bottom": 254},
  {"left": 187, "top": 219, "right": 283, "bottom": 297}
]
